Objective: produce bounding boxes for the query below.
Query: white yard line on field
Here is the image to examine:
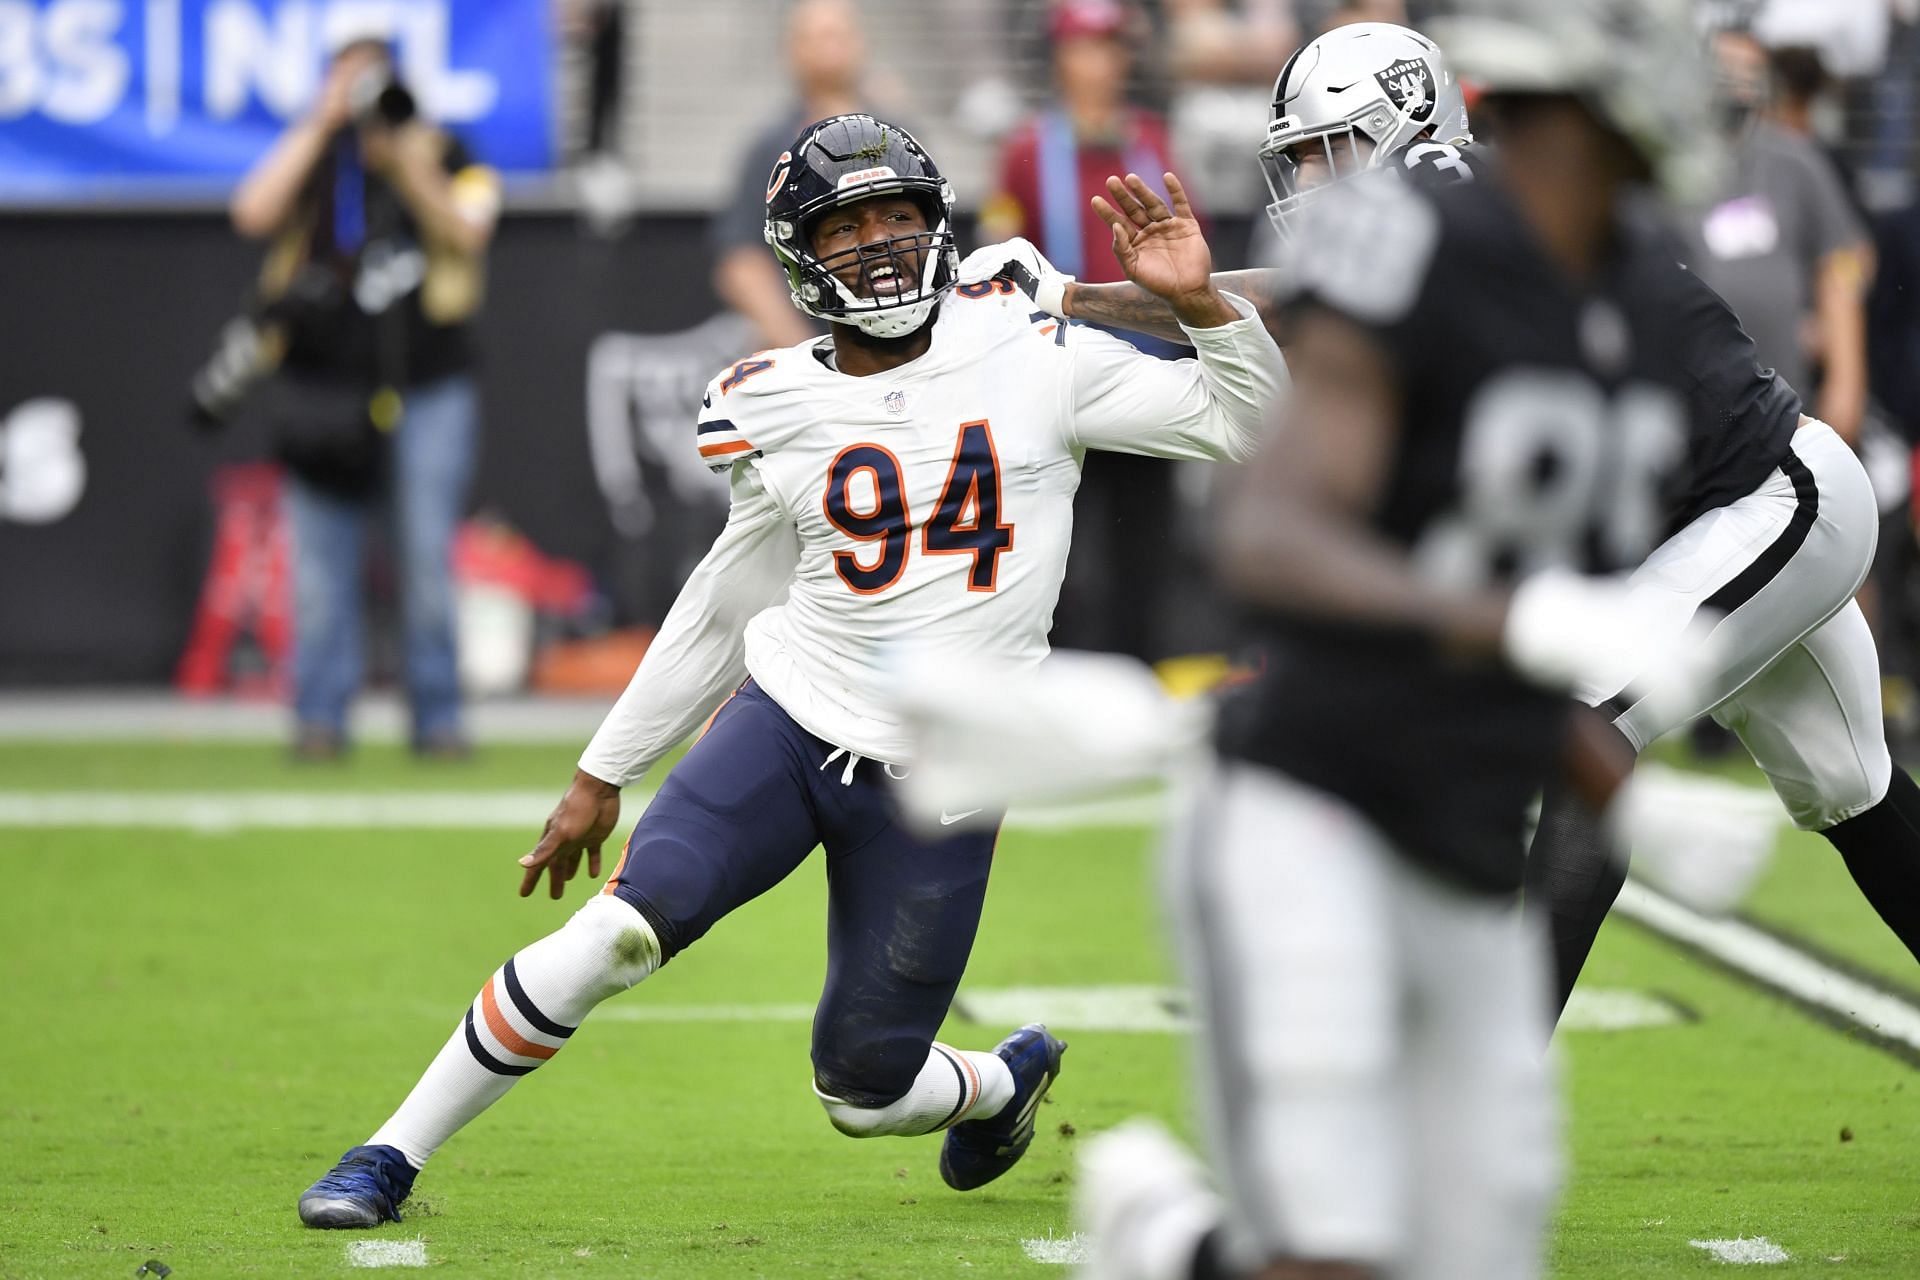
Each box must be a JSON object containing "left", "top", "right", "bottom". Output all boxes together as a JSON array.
[
  {"left": 1615, "top": 880, "right": 1920, "bottom": 1056},
  {"left": 1687, "top": 1237, "right": 1790, "bottom": 1264},
  {"left": 593, "top": 1002, "right": 819, "bottom": 1024},
  {"left": 0, "top": 790, "right": 563, "bottom": 830},
  {"left": 1558, "top": 987, "right": 1687, "bottom": 1032},
  {"left": 1021, "top": 1233, "right": 1091, "bottom": 1264},
  {"left": 0, "top": 789, "right": 1164, "bottom": 833},
  {"left": 16, "top": 771, "right": 1920, "bottom": 1059},
  {"left": 0, "top": 691, "right": 607, "bottom": 743},
  {"left": 344, "top": 1240, "right": 429, "bottom": 1268}
]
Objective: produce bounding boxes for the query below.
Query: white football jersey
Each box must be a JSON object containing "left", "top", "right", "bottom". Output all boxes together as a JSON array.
[{"left": 580, "top": 276, "right": 1284, "bottom": 782}]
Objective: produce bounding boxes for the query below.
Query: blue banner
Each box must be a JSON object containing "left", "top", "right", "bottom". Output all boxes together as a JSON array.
[{"left": 0, "top": 0, "right": 553, "bottom": 200}]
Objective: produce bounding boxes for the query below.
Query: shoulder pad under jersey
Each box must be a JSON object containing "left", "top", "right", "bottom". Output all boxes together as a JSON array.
[{"left": 695, "top": 351, "right": 791, "bottom": 472}]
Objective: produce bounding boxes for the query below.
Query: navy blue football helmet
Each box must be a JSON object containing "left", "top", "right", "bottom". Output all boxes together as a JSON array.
[{"left": 763, "top": 114, "right": 959, "bottom": 339}]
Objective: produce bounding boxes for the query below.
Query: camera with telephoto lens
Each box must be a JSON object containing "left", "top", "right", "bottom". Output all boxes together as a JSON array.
[
  {"left": 188, "top": 266, "right": 352, "bottom": 428},
  {"left": 347, "top": 64, "right": 416, "bottom": 127}
]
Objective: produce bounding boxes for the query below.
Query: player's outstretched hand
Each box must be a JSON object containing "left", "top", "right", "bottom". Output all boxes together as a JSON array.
[
  {"left": 1092, "top": 172, "right": 1230, "bottom": 326},
  {"left": 519, "top": 769, "right": 622, "bottom": 900}
]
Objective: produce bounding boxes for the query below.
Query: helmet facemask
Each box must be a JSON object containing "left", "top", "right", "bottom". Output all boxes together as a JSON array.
[
  {"left": 1259, "top": 115, "right": 1395, "bottom": 243},
  {"left": 768, "top": 185, "right": 959, "bottom": 340}
]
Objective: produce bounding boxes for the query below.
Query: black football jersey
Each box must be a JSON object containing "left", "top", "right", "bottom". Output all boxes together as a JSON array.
[
  {"left": 1217, "top": 169, "right": 1707, "bottom": 895},
  {"left": 1625, "top": 254, "right": 1800, "bottom": 529},
  {"left": 1388, "top": 140, "right": 1800, "bottom": 531}
]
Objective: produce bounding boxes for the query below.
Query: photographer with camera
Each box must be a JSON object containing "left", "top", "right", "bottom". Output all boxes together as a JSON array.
[{"left": 229, "top": 35, "right": 500, "bottom": 760}]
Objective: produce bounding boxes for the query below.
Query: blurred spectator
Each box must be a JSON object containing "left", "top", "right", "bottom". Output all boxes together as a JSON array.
[
  {"left": 1769, "top": 43, "right": 1836, "bottom": 139},
  {"left": 570, "top": 0, "right": 626, "bottom": 158},
  {"left": 1000, "top": 0, "right": 1176, "bottom": 115},
  {"left": 981, "top": 0, "right": 1191, "bottom": 663},
  {"left": 1869, "top": 197, "right": 1920, "bottom": 753},
  {"left": 1162, "top": 0, "right": 1298, "bottom": 211},
  {"left": 563, "top": 0, "right": 636, "bottom": 236},
  {"left": 231, "top": 35, "right": 500, "bottom": 760},
  {"left": 711, "top": 0, "right": 879, "bottom": 349},
  {"left": 1870, "top": 211, "right": 1920, "bottom": 441},
  {"left": 1315, "top": 0, "right": 1409, "bottom": 33},
  {"left": 981, "top": 0, "right": 1184, "bottom": 283},
  {"left": 1753, "top": 0, "right": 1894, "bottom": 80},
  {"left": 1683, "top": 27, "right": 1873, "bottom": 446}
]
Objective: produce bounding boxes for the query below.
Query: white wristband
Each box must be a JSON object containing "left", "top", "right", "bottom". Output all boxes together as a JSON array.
[{"left": 1033, "top": 270, "right": 1070, "bottom": 319}]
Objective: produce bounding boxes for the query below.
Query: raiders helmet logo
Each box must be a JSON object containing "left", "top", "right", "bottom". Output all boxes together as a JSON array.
[{"left": 1375, "top": 57, "right": 1436, "bottom": 124}]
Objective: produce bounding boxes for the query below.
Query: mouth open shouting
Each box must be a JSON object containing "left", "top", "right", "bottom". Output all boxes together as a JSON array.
[
  {"left": 808, "top": 193, "right": 936, "bottom": 303},
  {"left": 861, "top": 257, "right": 912, "bottom": 298}
]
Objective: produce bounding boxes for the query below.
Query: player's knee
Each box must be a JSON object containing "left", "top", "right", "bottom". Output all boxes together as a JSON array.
[
  {"left": 1792, "top": 750, "right": 1892, "bottom": 830},
  {"left": 560, "top": 894, "right": 663, "bottom": 1000}
]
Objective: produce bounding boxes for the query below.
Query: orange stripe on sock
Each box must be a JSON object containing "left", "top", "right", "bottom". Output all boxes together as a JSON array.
[
  {"left": 479, "top": 977, "right": 558, "bottom": 1061},
  {"left": 953, "top": 1047, "right": 981, "bottom": 1115}
]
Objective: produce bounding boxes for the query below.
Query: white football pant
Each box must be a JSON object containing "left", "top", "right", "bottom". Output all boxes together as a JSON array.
[
  {"left": 1164, "top": 763, "right": 1559, "bottom": 1280},
  {"left": 1599, "top": 421, "right": 1890, "bottom": 830}
]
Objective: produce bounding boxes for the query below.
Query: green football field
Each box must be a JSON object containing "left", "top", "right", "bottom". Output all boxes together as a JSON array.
[{"left": 3, "top": 740, "right": 1918, "bottom": 1278}]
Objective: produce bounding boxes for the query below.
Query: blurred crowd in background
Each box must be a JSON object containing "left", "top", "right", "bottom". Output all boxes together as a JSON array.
[{"left": 9, "top": 0, "right": 1920, "bottom": 760}]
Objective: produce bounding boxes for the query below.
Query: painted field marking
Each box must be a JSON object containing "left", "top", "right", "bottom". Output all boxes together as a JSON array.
[
  {"left": 1687, "top": 1236, "right": 1789, "bottom": 1264},
  {"left": 567, "top": 987, "right": 1192, "bottom": 1032},
  {"left": 593, "top": 1002, "right": 818, "bottom": 1025},
  {"left": 954, "top": 985, "right": 1191, "bottom": 1033},
  {"left": 0, "top": 791, "right": 562, "bottom": 831},
  {"left": 1559, "top": 987, "right": 1688, "bottom": 1032},
  {"left": 499, "top": 984, "right": 1704, "bottom": 1037},
  {"left": 1021, "top": 1232, "right": 1090, "bottom": 1264},
  {"left": 0, "top": 790, "right": 1161, "bottom": 833},
  {"left": 1616, "top": 881, "right": 1920, "bottom": 1060},
  {"left": 345, "top": 1239, "right": 429, "bottom": 1268}
]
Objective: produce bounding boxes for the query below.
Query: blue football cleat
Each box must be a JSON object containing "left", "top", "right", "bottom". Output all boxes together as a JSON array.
[
  {"left": 297, "top": 1144, "right": 417, "bottom": 1228},
  {"left": 940, "top": 1023, "right": 1067, "bottom": 1191}
]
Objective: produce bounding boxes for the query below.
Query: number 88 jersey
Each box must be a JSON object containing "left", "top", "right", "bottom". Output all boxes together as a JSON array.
[
  {"left": 1219, "top": 167, "right": 1697, "bottom": 895},
  {"left": 694, "top": 278, "right": 1279, "bottom": 765}
]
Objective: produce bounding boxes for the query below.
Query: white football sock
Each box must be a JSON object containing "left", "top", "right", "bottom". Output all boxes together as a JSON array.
[
  {"left": 815, "top": 1043, "right": 1015, "bottom": 1138},
  {"left": 368, "top": 895, "right": 660, "bottom": 1168}
]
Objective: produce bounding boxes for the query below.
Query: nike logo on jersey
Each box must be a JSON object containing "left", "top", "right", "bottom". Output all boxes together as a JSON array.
[{"left": 940, "top": 808, "right": 984, "bottom": 826}]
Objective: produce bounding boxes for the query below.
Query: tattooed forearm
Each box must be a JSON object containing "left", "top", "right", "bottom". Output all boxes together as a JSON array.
[
  {"left": 1065, "top": 268, "right": 1286, "bottom": 346},
  {"left": 1063, "top": 281, "right": 1192, "bottom": 344},
  {"left": 1212, "top": 269, "right": 1286, "bottom": 341}
]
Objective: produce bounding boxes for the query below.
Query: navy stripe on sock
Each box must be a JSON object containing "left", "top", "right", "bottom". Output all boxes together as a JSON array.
[
  {"left": 931, "top": 1045, "right": 973, "bottom": 1130},
  {"left": 502, "top": 958, "right": 575, "bottom": 1040},
  {"left": 464, "top": 1008, "right": 535, "bottom": 1077}
]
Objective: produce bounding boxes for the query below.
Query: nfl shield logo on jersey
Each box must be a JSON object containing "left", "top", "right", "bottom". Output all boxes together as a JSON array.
[
  {"left": 884, "top": 389, "right": 909, "bottom": 417},
  {"left": 1376, "top": 58, "right": 1435, "bottom": 123}
]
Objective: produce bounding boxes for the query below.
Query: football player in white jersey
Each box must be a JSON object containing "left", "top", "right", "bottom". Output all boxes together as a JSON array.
[{"left": 294, "top": 112, "right": 1287, "bottom": 1229}]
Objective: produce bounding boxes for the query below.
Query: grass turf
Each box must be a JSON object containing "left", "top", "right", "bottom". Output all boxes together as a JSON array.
[{"left": 2, "top": 743, "right": 1917, "bottom": 1276}]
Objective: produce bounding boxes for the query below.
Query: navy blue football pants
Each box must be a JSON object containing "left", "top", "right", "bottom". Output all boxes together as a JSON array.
[{"left": 604, "top": 680, "right": 1000, "bottom": 1107}]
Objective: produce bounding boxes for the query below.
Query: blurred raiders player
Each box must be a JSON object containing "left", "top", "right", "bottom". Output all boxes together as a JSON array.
[
  {"left": 1017, "top": 3, "right": 1738, "bottom": 1278},
  {"left": 294, "top": 113, "right": 1286, "bottom": 1229},
  {"left": 974, "top": 16, "right": 1920, "bottom": 1021}
]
